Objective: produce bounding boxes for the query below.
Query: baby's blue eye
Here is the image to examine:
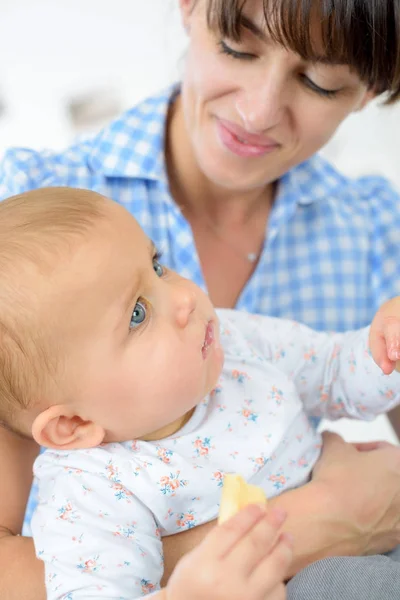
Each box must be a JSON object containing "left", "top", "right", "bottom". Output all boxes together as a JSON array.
[
  {"left": 153, "top": 258, "right": 164, "bottom": 277},
  {"left": 130, "top": 301, "right": 146, "bottom": 329}
]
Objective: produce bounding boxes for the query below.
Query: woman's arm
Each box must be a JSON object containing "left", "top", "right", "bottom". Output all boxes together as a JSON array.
[
  {"left": 0, "top": 427, "right": 44, "bottom": 600},
  {"left": 162, "top": 432, "right": 400, "bottom": 584},
  {"left": 2, "top": 428, "right": 400, "bottom": 598},
  {"left": 0, "top": 536, "right": 44, "bottom": 600},
  {"left": 388, "top": 406, "right": 400, "bottom": 440}
]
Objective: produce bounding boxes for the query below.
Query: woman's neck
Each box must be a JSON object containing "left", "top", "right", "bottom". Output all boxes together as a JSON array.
[{"left": 166, "top": 95, "right": 275, "bottom": 228}]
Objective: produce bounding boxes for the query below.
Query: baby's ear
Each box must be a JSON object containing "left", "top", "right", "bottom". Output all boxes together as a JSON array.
[{"left": 31, "top": 405, "right": 105, "bottom": 450}]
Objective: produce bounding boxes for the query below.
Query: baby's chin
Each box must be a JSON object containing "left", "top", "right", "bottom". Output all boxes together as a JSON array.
[
  {"left": 205, "top": 346, "right": 225, "bottom": 394},
  {"left": 214, "top": 344, "right": 225, "bottom": 375}
]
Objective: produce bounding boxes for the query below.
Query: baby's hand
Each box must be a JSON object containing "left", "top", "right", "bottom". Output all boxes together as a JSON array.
[
  {"left": 370, "top": 296, "right": 400, "bottom": 374},
  {"left": 165, "top": 504, "right": 292, "bottom": 600}
]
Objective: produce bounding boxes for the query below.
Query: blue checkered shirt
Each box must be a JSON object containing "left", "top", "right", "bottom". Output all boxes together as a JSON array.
[{"left": 1, "top": 86, "right": 400, "bottom": 532}]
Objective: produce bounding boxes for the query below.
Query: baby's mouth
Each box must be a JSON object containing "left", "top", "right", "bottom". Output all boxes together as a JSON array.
[{"left": 202, "top": 321, "right": 215, "bottom": 359}]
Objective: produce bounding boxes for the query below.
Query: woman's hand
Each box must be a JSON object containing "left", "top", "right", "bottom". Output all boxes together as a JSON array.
[
  {"left": 166, "top": 504, "right": 292, "bottom": 600},
  {"left": 163, "top": 431, "right": 400, "bottom": 582},
  {"left": 312, "top": 431, "right": 400, "bottom": 555}
]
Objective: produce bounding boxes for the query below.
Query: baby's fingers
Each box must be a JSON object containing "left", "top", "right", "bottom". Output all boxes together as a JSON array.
[
  {"left": 379, "top": 319, "right": 400, "bottom": 374},
  {"left": 206, "top": 504, "right": 269, "bottom": 559},
  {"left": 227, "top": 508, "right": 287, "bottom": 575},
  {"left": 383, "top": 319, "right": 400, "bottom": 362},
  {"left": 370, "top": 317, "right": 400, "bottom": 374},
  {"left": 250, "top": 532, "right": 293, "bottom": 597}
]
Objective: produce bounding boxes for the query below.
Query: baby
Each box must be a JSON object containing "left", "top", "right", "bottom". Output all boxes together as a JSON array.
[{"left": 1, "top": 187, "right": 400, "bottom": 600}]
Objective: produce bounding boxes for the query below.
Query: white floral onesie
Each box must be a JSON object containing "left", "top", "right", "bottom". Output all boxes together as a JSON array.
[{"left": 32, "top": 309, "right": 400, "bottom": 599}]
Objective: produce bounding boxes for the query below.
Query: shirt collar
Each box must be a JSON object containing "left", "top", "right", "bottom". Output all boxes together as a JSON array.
[
  {"left": 281, "top": 154, "right": 346, "bottom": 206},
  {"left": 88, "top": 85, "right": 179, "bottom": 181}
]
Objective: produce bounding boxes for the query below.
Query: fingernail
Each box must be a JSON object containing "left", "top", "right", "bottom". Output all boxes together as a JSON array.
[{"left": 387, "top": 337, "right": 400, "bottom": 360}]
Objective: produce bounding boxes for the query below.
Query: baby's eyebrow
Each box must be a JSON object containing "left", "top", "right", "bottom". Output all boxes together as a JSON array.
[
  {"left": 122, "top": 275, "right": 139, "bottom": 318},
  {"left": 121, "top": 241, "right": 157, "bottom": 318},
  {"left": 149, "top": 240, "right": 157, "bottom": 257}
]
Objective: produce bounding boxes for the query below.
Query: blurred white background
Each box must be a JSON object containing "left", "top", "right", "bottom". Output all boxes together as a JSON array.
[{"left": 0, "top": 0, "right": 398, "bottom": 443}]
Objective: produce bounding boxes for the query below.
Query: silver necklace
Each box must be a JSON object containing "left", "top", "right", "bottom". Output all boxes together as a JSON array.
[
  {"left": 202, "top": 218, "right": 260, "bottom": 264},
  {"left": 178, "top": 203, "right": 261, "bottom": 264}
]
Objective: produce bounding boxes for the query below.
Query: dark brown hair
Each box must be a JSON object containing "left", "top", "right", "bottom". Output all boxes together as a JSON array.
[{"left": 206, "top": 0, "right": 400, "bottom": 103}]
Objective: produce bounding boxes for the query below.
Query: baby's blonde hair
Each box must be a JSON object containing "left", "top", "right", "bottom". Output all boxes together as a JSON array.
[{"left": 0, "top": 187, "right": 107, "bottom": 435}]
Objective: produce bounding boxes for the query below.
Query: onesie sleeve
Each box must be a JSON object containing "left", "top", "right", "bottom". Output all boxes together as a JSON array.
[
  {"left": 221, "top": 309, "right": 400, "bottom": 421},
  {"left": 31, "top": 447, "right": 164, "bottom": 600}
]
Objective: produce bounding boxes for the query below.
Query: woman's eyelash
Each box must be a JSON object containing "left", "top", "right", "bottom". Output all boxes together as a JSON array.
[
  {"left": 219, "top": 40, "right": 339, "bottom": 99},
  {"left": 218, "top": 40, "right": 255, "bottom": 61},
  {"left": 302, "top": 75, "right": 339, "bottom": 99}
]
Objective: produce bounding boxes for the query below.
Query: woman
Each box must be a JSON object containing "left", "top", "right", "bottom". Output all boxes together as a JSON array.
[{"left": 1, "top": 0, "right": 400, "bottom": 598}]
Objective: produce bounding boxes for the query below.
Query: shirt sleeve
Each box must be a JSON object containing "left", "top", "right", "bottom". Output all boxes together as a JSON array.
[
  {"left": 0, "top": 148, "right": 50, "bottom": 200},
  {"left": 364, "top": 176, "right": 400, "bottom": 309},
  {"left": 0, "top": 139, "right": 95, "bottom": 201},
  {"left": 31, "top": 448, "right": 164, "bottom": 600},
  {"left": 224, "top": 310, "right": 400, "bottom": 421}
]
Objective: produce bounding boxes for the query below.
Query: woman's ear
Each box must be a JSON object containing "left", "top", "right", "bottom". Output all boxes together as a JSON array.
[
  {"left": 178, "top": 0, "right": 195, "bottom": 32},
  {"left": 354, "top": 89, "right": 377, "bottom": 112},
  {"left": 31, "top": 405, "right": 105, "bottom": 450}
]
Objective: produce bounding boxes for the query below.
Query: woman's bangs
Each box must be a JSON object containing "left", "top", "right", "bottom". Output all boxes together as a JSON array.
[{"left": 207, "top": 0, "right": 400, "bottom": 102}]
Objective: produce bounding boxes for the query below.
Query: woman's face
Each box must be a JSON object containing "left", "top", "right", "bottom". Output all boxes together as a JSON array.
[{"left": 178, "top": 0, "right": 375, "bottom": 191}]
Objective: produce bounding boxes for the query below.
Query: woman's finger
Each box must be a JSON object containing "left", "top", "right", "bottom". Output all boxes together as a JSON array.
[
  {"left": 352, "top": 440, "right": 394, "bottom": 452},
  {"left": 317, "top": 431, "right": 349, "bottom": 461}
]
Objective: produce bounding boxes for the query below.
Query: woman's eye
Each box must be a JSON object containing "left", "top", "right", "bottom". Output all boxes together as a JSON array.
[
  {"left": 130, "top": 301, "right": 147, "bottom": 329},
  {"left": 218, "top": 40, "right": 256, "bottom": 61},
  {"left": 153, "top": 258, "right": 164, "bottom": 277},
  {"left": 302, "top": 75, "right": 339, "bottom": 98}
]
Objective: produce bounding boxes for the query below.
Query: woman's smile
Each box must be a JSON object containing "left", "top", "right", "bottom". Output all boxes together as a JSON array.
[{"left": 216, "top": 117, "right": 279, "bottom": 158}]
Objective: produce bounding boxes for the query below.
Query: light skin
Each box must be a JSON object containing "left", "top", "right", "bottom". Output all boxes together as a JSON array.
[
  {"left": 24, "top": 196, "right": 292, "bottom": 600},
  {"left": 2, "top": 0, "right": 400, "bottom": 598},
  {"left": 30, "top": 198, "right": 224, "bottom": 448},
  {"left": 169, "top": 0, "right": 375, "bottom": 307},
  {"left": 27, "top": 198, "right": 400, "bottom": 450},
  {"left": 11, "top": 194, "right": 400, "bottom": 599}
]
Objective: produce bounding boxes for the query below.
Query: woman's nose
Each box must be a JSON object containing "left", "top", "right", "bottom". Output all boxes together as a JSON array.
[
  {"left": 236, "top": 69, "right": 286, "bottom": 133},
  {"left": 173, "top": 282, "right": 197, "bottom": 328}
]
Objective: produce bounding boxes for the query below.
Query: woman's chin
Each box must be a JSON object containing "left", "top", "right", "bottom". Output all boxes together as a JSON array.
[
  {"left": 196, "top": 142, "right": 278, "bottom": 191},
  {"left": 200, "top": 159, "right": 272, "bottom": 192}
]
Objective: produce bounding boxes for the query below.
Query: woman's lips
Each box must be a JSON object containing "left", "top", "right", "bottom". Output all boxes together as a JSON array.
[
  {"left": 216, "top": 118, "right": 279, "bottom": 158},
  {"left": 202, "top": 321, "right": 215, "bottom": 359}
]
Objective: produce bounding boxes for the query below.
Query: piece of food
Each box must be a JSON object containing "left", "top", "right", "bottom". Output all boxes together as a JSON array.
[{"left": 218, "top": 474, "right": 267, "bottom": 524}]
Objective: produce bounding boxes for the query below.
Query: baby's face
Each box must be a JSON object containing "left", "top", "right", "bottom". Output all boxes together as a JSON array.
[{"left": 35, "top": 198, "right": 223, "bottom": 444}]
